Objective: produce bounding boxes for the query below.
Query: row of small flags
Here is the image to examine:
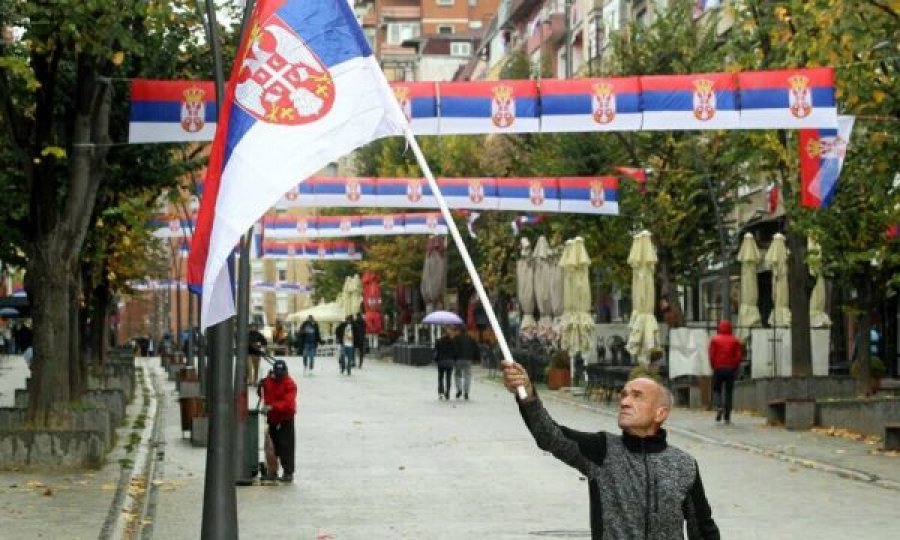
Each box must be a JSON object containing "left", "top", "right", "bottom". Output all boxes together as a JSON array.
[
  {"left": 258, "top": 240, "right": 362, "bottom": 260},
  {"left": 128, "top": 67, "right": 837, "bottom": 143},
  {"left": 277, "top": 176, "right": 619, "bottom": 215},
  {"left": 128, "top": 279, "right": 312, "bottom": 293},
  {"left": 263, "top": 212, "right": 448, "bottom": 239}
]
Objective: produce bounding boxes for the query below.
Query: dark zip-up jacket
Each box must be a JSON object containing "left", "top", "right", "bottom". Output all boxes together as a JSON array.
[{"left": 519, "top": 397, "right": 720, "bottom": 540}]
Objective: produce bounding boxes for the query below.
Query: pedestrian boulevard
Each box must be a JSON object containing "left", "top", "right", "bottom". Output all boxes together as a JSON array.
[{"left": 1, "top": 352, "right": 897, "bottom": 539}]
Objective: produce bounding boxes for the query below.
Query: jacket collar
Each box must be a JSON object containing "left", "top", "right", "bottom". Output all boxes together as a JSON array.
[{"left": 621, "top": 428, "right": 668, "bottom": 453}]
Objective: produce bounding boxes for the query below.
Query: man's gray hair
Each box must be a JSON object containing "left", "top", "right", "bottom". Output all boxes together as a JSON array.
[{"left": 659, "top": 384, "right": 674, "bottom": 410}]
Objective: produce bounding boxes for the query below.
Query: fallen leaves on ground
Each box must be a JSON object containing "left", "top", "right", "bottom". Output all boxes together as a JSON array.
[{"left": 811, "top": 426, "right": 881, "bottom": 445}]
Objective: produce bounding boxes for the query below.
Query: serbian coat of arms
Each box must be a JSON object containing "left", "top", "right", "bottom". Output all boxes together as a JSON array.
[
  {"left": 589, "top": 181, "right": 606, "bottom": 207},
  {"left": 346, "top": 178, "right": 361, "bottom": 201},
  {"left": 235, "top": 16, "right": 335, "bottom": 124},
  {"left": 180, "top": 87, "right": 206, "bottom": 133},
  {"left": 788, "top": 75, "right": 813, "bottom": 119},
  {"left": 407, "top": 178, "right": 423, "bottom": 202},
  {"left": 491, "top": 85, "right": 515, "bottom": 129},
  {"left": 468, "top": 178, "right": 485, "bottom": 203},
  {"left": 383, "top": 215, "right": 395, "bottom": 230},
  {"left": 692, "top": 79, "right": 716, "bottom": 121},
  {"left": 591, "top": 83, "right": 616, "bottom": 124},
  {"left": 529, "top": 180, "right": 545, "bottom": 206}
]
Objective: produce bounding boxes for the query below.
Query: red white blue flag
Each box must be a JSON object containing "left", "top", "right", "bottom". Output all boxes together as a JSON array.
[
  {"left": 800, "top": 115, "right": 854, "bottom": 209},
  {"left": 129, "top": 79, "right": 217, "bottom": 142},
  {"left": 310, "top": 176, "right": 376, "bottom": 207},
  {"left": 497, "top": 178, "right": 560, "bottom": 212},
  {"left": 640, "top": 72, "right": 739, "bottom": 130},
  {"left": 738, "top": 67, "right": 837, "bottom": 129},
  {"left": 539, "top": 77, "right": 642, "bottom": 133},
  {"left": 557, "top": 177, "right": 619, "bottom": 215},
  {"left": 438, "top": 80, "right": 540, "bottom": 135},
  {"left": 149, "top": 214, "right": 196, "bottom": 238},
  {"left": 390, "top": 82, "right": 439, "bottom": 135},
  {"left": 434, "top": 177, "right": 499, "bottom": 210},
  {"left": 188, "top": 0, "right": 406, "bottom": 328},
  {"left": 359, "top": 214, "right": 406, "bottom": 236},
  {"left": 403, "top": 212, "right": 448, "bottom": 235}
]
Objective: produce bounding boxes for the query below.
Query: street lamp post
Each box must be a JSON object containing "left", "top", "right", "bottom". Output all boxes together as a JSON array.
[{"left": 564, "top": 0, "right": 573, "bottom": 78}]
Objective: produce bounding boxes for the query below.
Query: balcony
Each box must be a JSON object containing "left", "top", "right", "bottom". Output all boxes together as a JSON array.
[{"left": 381, "top": 5, "right": 421, "bottom": 20}]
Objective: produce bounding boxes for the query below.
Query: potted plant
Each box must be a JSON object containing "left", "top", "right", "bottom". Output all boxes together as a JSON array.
[
  {"left": 547, "top": 350, "right": 571, "bottom": 390},
  {"left": 851, "top": 355, "right": 886, "bottom": 396}
]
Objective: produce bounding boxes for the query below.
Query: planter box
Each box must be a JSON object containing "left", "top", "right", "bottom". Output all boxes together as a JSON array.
[
  {"left": 547, "top": 368, "right": 571, "bottom": 390},
  {"left": 0, "top": 430, "right": 105, "bottom": 469}
]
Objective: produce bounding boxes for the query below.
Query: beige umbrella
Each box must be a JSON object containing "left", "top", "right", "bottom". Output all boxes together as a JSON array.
[
  {"left": 532, "top": 236, "right": 555, "bottom": 340},
  {"left": 559, "top": 237, "right": 594, "bottom": 357},
  {"left": 420, "top": 236, "right": 447, "bottom": 314},
  {"left": 516, "top": 238, "right": 537, "bottom": 339},
  {"left": 736, "top": 233, "right": 762, "bottom": 338},
  {"left": 808, "top": 238, "right": 830, "bottom": 327},
  {"left": 765, "top": 233, "right": 791, "bottom": 327},
  {"left": 626, "top": 231, "right": 658, "bottom": 365},
  {"left": 549, "top": 244, "right": 565, "bottom": 343}
]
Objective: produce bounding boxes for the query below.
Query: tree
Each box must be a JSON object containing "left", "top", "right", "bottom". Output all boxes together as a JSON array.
[
  {"left": 0, "top": 0, "right": 228, "bottom": 423},
  {"left": 726, "top": 0, "right": 900, "bottom": 376}
]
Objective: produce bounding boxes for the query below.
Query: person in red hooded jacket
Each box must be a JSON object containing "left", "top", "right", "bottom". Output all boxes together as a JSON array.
[
  {"left": 708, "top": 320, "right": 742, "bottom": 424},
  {"left": 260, "top": 359, "right": 297, "bottom": 482}
]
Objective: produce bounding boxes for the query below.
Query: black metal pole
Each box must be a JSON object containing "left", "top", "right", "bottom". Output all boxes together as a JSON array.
[
  {"left": 187, "top": 289, "right": 195, "bottom": 367},
  {"left": 199, "top": 0, "right": 237, "bottom": 537},
  {"left": 234, "top": 230, "right": 252, "bottom": 485}
]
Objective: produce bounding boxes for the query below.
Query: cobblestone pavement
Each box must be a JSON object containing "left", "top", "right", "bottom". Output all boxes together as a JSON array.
[{"left": 145, "top": 354, "right": 898, "bottom": 540}]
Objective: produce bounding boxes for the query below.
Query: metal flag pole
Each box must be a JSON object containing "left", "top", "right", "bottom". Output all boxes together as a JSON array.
[
  {"left": 199, "top": 0, "right": 237, "bottom": 537},
  {"left": 403, "top": 128, "right": 527, "bottom": 399}
]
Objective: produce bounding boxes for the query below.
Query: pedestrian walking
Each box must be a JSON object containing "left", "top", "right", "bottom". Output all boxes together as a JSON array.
[
  {"left": 335, "top": 316, "right": 355, "bottom": 375},
  {"left": 248, "top": 324, "right": 268, "bottom": 385},
  {"left": 433, "top": 331, "right": 455, "bottom": 400},
  {"left": 451, "top": 325, "right": 479, "bottom": 400},
  {"left": 708, "top": 320, "right": 742, "bottom": 424},
  {"left": 298, "top": 315, "right": 322, "bottom": 375},
  {"left": 502, "top": 364, "right": 720, "bottom": 539},
  {"left": 353, "top": 312, "right": 366, "bottom": 369},
  {"left": 259, "top": 359, "right": 297, "bottom": 482}
]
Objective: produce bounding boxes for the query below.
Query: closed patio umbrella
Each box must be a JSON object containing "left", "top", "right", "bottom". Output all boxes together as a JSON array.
[
  {"left": 765, "top": 233, "right": 791, "bottom": 327},
  {"left": 420, "top": 236, "right": 447, "bottom": 314},
  {"left": 808, "top": 238, "right": 830, "bottom": 327},
  {"left": 559, "top": 237, "right": 593, "bottom": 357},
  {"left": 532, "top": 236, "right": 555, "bottom": 340},
  {"left": 516, "top": 238, "right": 537, "bottom": 339},
  {"left": 736, "top": 233, "right": 762, "bottom": 338},
  {"left": 549, "top": 245, "right": 565, "bottom": 342},
  {"left": 626, "top": 231, "right": 658, "bottom": 365}
]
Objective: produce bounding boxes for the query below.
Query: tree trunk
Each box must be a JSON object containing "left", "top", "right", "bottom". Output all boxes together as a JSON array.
[
  {"left": 26, "top": 250, "right": 72, "bottom": 425},
  {"left": 68, "top": 267, "right": 85, "bottom": 398},
  {"left": 786, "top": 229, "right": 812, "bottom": 376}
]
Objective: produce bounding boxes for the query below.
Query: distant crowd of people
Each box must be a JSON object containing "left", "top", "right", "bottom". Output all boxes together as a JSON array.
[{"left": 0, "top": 321, "right": 32, "bottom": 356}]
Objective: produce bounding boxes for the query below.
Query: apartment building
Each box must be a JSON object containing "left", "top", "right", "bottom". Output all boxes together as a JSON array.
[{"left": 356, "top": 0, "right": 500, "bottom": 81}]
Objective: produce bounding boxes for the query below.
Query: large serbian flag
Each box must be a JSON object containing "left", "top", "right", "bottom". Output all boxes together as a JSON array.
[
  {"left": 800, "top": 116, "right": 855, "bottom": 209},
  {"left": 188, "top": 0, "right": 407, "bottom": 329},
  {"left": 539, "top": 77, "right": 642, "bottom": 133},
  {"left": 738, "top": 67, "right": 837, "bottom": 129},
  {"left": 640, "top": 72, "right": 739, "bottom": 130},
  {"left": 438, "top": 80, "right": 540, "bottom": 135},
  {"left": 129, "top": 79, "right": 217, "bottom": 142}
]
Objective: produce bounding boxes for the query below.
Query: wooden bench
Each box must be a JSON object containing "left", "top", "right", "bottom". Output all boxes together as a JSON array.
[
  {"left": 884, "top": 423, "right": 900, "bottom": 451},
  {"left": 767, "top": 398, "right": 816, "bottom": 430}
]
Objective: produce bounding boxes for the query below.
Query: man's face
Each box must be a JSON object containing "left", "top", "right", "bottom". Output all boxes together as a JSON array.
[{"left": 617, "top": 378, "right": 668, "bottom": 433}]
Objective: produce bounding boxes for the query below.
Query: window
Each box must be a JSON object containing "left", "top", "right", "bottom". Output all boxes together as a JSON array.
[
  {"left": 468, "top": 20, "right": 483, "bottom": 29},
  {"left": 468, "top": 0, "right": 477, "bottom": 6},
  {"left": 277, "top": 269, "right": 288, "bottom": 282},
  {"left": 276, "top": 294, "right": 289, "bottom": 316},
  {"left": 437, "top": 24, "right": 454, "bottom": 35},
  {"left": 450, "top": 42, "right": 472, "bottom": 57},
  {"left": 364, "top": 28, "right": 376, "bottom": 49},
  {"left": 436, "top": 0, "right": 454, "bottom": 5},
  {"left": 387, "top": 22, "right": 420, "bottom": 45}
]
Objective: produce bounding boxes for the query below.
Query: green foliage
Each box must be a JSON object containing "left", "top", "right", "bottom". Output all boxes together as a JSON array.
[{"left": 628, "top": 364, "right": 662, "bottom": 383}]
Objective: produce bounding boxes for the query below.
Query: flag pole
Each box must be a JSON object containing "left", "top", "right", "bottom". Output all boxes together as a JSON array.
[
  {"left": 200, "top": 0, "right": 237, "bottom": 537},
  {"left": 403, "top": 128, "right": 527, "bottom": 400}
]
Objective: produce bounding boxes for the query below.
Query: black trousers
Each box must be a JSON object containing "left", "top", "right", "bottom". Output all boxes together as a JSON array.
[
  {"left": 437, "top": 366, "right": 452, "bottom": 397},
  {"left": 712, "top": 368, "right": 736, "bottom": 420},
  {"left": 268, "top": 419, "right": 295, "bottom": 476},
  {"left": 356, "top": 345, "right": 365, "bottom": 368}
]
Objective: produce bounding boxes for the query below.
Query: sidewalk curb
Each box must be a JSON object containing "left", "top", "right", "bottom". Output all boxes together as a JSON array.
[
  {"left": 533, "top": 386, "right": 900, "bottom": 493},
  {"left": 99, "top": 361, "right": 163, "bottom": 539}
]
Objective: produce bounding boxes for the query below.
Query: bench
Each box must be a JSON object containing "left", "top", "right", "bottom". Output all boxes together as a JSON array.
[
  {"left": 767, "top": 398, "right": 816, "bottom": 430},
  {"left": 884, "top": 423, "right": 900, "bottom": 451}
]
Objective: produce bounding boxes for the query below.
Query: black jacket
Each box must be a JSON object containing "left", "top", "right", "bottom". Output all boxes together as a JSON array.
[
  {"left": 433, "top": 336, "right": 456, "bottom": 369},
  {"left": 352, "top": 317, "right": 366, "bottom": 348},
  {"left": 298, "top": 321, "right": 321, "bottom": 346},
  {"left": 452, "top": 333, "right": 481, "bottom": 363},
  {"left": 248, "top": 329, "right": 267, "bottom": 356},
  {"left": 519, "top": 397, "right": 720, "bottom": 540}
]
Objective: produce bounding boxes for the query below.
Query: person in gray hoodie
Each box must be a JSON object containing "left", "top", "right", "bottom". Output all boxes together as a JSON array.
[{"left": 502, "top": 363, "right": 720, "bottom": 540}]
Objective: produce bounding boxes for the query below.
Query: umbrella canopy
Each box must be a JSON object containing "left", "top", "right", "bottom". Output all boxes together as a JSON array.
[
  {"left": 532, "top": 236, "right": 555, "bottom": 341},
  {"left": 422, "top": 310, "right": 464, "bottom": 326},
  {"left": 736, "top": 233, "right": 762, "bottom": 337},
  {"left": 559, "top": 237, "right": 594, "bottom": 356},
  {"left": 765, "top": 233, "right": 791, "bottom": 327},
  {"left": 342, "top": 274, "right": 363, "bottom": 318},
  {"left": 549, "top": 245, "right": 565, "bottom": 340},
  {"left": 287, "top": 300, "right": 346, "bottom": 324},
  {"left": 0, "top": 307, "right": 21, "bottom": 318},
  {"left": 808, "top": 238, "right": 831, "bottom": 327},
  {"left": 516, "top": 238, "right": 537, "bottom": 339},
  {"left": 420, "top": 236, "right": 447, "bottom": 313},
  {"left": 626, "top": 231, "right": 659, "bottom": 364}
]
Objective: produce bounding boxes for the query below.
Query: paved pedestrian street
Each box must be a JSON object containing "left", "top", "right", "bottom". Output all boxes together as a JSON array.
[{"left": 145, "top": 354, "right": 898, "bottom": 540}]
